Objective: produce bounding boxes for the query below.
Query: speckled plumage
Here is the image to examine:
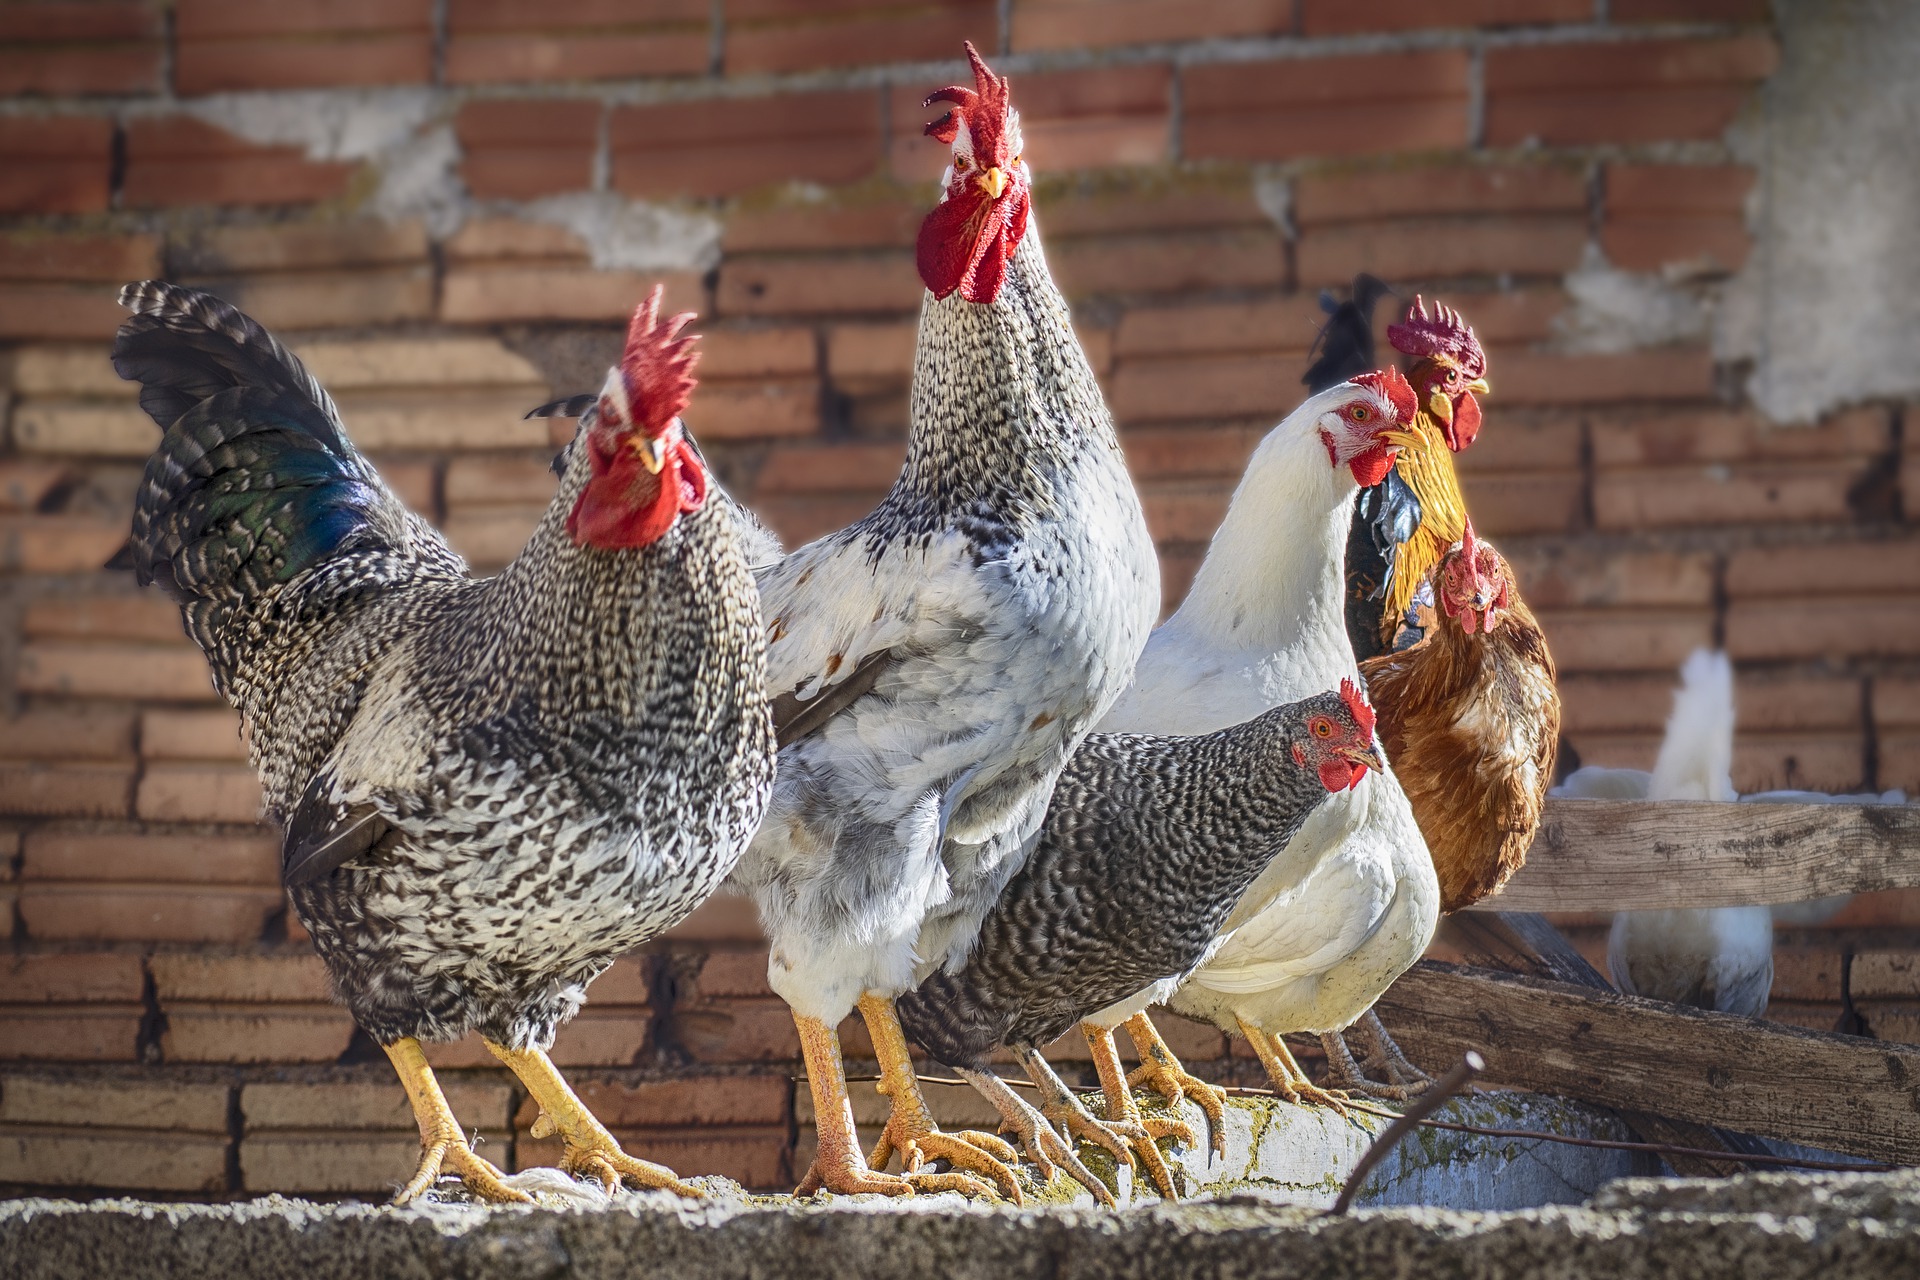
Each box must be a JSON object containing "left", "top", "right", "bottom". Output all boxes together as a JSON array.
[
  {"left": 115, "top": 282, "right": 773, "bottom": 1051},
  {"left": 734, "top": 227, "right": 1160, "bottom": 1025},
  {"left": 897, "top": 692, "right": 1354, "bottom": 1069}
]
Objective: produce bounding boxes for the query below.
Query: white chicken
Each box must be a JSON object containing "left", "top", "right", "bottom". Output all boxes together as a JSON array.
[{"left": 1076, "top": 368, "right": 1443, "bottom": 1125}]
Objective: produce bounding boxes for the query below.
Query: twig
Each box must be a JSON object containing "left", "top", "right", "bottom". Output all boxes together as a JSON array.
[{"left": 1330, "top": 1052, "right": 1484, "bottom": 1215}]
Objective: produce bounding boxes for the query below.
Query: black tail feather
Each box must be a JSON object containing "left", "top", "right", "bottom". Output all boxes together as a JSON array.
[{"left": 1303, "top": 273, "right": 1393, "bottom": 395}]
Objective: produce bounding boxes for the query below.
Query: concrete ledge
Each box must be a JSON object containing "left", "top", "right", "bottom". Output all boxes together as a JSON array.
[{"left": 6, "top": 1168, "right": 1920, "bottom": 1280}]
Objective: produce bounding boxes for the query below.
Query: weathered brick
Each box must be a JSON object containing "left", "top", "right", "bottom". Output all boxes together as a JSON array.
[
  {"left": 1594, "top": 462, "right": 1868, "bottom": 530},
  {"left": 1301, "top": 0, "right": 1587, "bottom": 33},
  {"left": 660, "top": 893, "right": 766, "bottom": 943},
  {"left": 1113, "top": 354, "right": 1296, "bottom": 424},
  {"left": 1490, "top": 347, "right": 1717, "bottom": 406},
  {"left": 0, "top": 1126, "right": 228, "bottom": 1192},
  {"left": 548, "top": 1008, "right": 650, "bottom": 1066},
  {"left": 1038, "top": 187, "right": 1267, "bottom": 239},
  {"left": 751, "top": 443, "right": 903, "bottom": 498},
  {"left": 139, "top": 708, "right": 247, "bottom": 762},
  {"left": 1455, "top": 472, "right": 1585, "bottom": 537},
  {"left": 1848, "top": 952, "right": 1920, "bottom": 1001},
  {"left": 243, "top": 1077, "right": 513, "bottom": 1131},
  {"left": 0, "top": 1073, "right": 230, "bottom": 1132},
  {"left": 162, "top": 1006, "right": 356, "bottom": 1063},
  {"left": 0, "top": 763, "right": 135, "bottom": 819},
  {"left": 9, "top": 345, "right": 138, "bottom": 398},
  {"left": 325, "top": 391, "right": 554, "bottom": 452},
  {"left": 690, "top": 379, "right": 822, "bottom": 441},
  {"left": 0, "top": 231, "right": 163, "bottom": 284},
  {"left": 1724, "top": 539, "right": 1920, "bottom": 600},
  {"left": 299, "top": 337, "right": 548, "bottom": 390},
  {"left": 1, "top": 953, "right": 144, "bottom": 1003},
  {"left": 0, "top": 708, "right": 136, "bottom": 761},
  {"left": 7, "top": 401, "right": 155, "bottom": 458},
  {"left": 0, "top": 514, "right": 130, "bottom": 574},
  {"left": 0, "top": 1, "right": 163, "bottom": 96},
  {"left": 1881, "top": 733, "right": 1920, "bottom": 793},
  {"left": 0, "top": 461, "right": 73, "bottom": 511},
  {"left": 136, "top": 763, "right": 264, "bottom": 824},
  {"left": 723, "top": 201, "right": 922, "bottom": 255},
  {"left": 178, "top": 268, "right": 435, "bottom": 331},
  {"left": 1293, "top": 164, "right": 1588, "bottom": 228},
  {"left": 23, "top": 595, "right": 179, "bottom": 643},
  {"left": 519, "top": 1125, "right": 787, "bottom": 1188},
  {"left": 1141, "top": 483, "right": 1233, "bottom": 543},
  {"left": 240, "top": 1128, "right": 513, "bottom": 1193},
  {"left": 511, "top": 1073, "right": 787, "bottom": 1131},
  {"left": 1558, "top": 674, "right": 1681, "bottom": 735},
  {"left": 716, "top": 253, "right": 921, "bottom": 318},
  {"left": 1485, "top": 36, "right": 1778, "bottom": 147},
  {"left": 1120, "top": 426, "right": 1268, "bottom": 483},
  {"left": 1876, "top": 677, "right": 1920, "bottom": 729},
  {"left": 441, "top": 507, "right": 545, "bottom": 568},
  {"left": 0, "top": 117, "right": 113, "bottom": 215},
  {"left": 1297, "top": 216, "right": 1588, "bottom": 288},
  {"left": 1725, "top": 598, "right": 1920, "bottom": 662},
  {"left": 697, "top": 327, "right": 817, "bottom": 380},
  {"left": 1592, "top": 406, "right": 1890, "bottom": 467},
  {"left": 0, "top": 1007, "right": 144, "bottom": 1061},
  {"left": 441, "top": 266, "right": 703, "bottom": 325},
  {"left": 1114, "top": 296, "right": 1322, "bottom": 361},
  {"left": 610, "top": 91, "right": 883, "bottom": 199},
  {"left": 23, "top": 828, "right": 277, "bottom": 886},
  {"left": 891, "top": 63, "right": 1172, "bottom": 182},
  {"left": 1532, "top": 608, "right": 1715, "bottom": 673},
  {"left": 1735, "top": 732, "right": 1866, "bottom": 794},
  {"left": 21, "top": 885, "right": 282, "bottom": 943},
  {"left": 446, "top": 0, "right": 709, "bottom": 83},
  {"left": 443, "top": 217, "right": 591, "bottom": 264},
  {"left": 679, "top": 997, "right": 801, "bottom": 1063},
  {"left": 152, "top": 952, "right": 332, "bottom": 1003},
  {"left": 1455, "top": 413, "right": 1583, "bottom": 472},
  {"left": 1185, "top": 51, "right": 1472, "bottom": 162},
  {"left": 1511, "top": 546, "right": 1716, "bottom": 612},
  {"left": 1050, "top": 229, "right": 1286, "bottom": 299},
  {"left": 174, "top": 0, "right": 432, "bottom": 93},
  {"left": 444, "top": 456, "right": 557, "bottom": 508},
  {"left": 456, "top": 100, "right": 601, "bottom": 200},
  {"left": 1611, "top": 0, "right": 1771, "bottom": 21},
  {"left": 0, "top": 282, "right": 127, "bottom": 341},
  {"left": 123, "top": 117, "right": 357, "bottom": 209},
  {"left": 1011, "top": 0, "right": 1291, "bottom": 52},
  {"left": 18, "top": 642, "right": 214, "bottom": 702},
  {"left": 730, "top": 0, "right": 992, "bottom": 76}
]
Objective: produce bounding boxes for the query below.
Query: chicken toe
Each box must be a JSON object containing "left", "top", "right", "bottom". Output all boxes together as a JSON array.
[
  {"left": 957, "top": 1067, "right": 1112, "bottom": 1207},
  {"left": 1083, "top": 1026, "right": 1184, "bottom": 1200},
  {"left": 1240, "top": 1019, "right": 1352, "bottom": 1115},
  {"left": 1318, "top": 1017, "right": 1427, "bottom": 1102},
  {"left": 860, "top": 994, "right": 1021, "bottom": 1201},
  {"left": 487, "top": 1042, "right": 703, "bottom": 1197},
  {"left": 1120, "top": 1014, "right": 1227, "bottom": 1156},
  {"left": 791, "top": 1013, "right": 918, "bottom": 1198},
  {"left": 384, "top": 1038, "right": 529, "bottom": 1205}
]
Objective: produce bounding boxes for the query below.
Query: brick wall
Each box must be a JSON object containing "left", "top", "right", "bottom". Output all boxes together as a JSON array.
[{"left": 2, "top": 0, "right": 1916, "bottom": 1198}]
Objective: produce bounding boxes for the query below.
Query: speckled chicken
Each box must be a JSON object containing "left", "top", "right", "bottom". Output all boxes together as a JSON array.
[
  {"left": 897, "top": 684, "right": 1380, "bottom": 1201},
  {"left": 730, "top": 44, "right": 1159, "bottom": 1201},
  {"left": 113, "top": 282, "right": 773, "bottom": 1202}
]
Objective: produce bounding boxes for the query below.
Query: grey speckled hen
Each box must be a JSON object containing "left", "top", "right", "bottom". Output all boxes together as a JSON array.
[
  {"left": 112, "top": 283, "right": 772, "bottom": 1204},
  {"left": 897, "top": 684, "right": 1380, "bottom": 1201},
  {"left": 729, "top": 44, "right": 1159, "bottom": 1202}
]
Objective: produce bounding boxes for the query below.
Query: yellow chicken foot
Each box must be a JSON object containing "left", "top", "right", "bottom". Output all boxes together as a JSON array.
[
  {"left": 1239, "top": 1018, "right": 1351, "bottom": 1115},
  {"left": 956, "top": 1066, "right": 1112, "bottom": 1207},
  {"left": 383, "top": 1037, "right": 529, "bottom": 1205},
  {"left": 487, "top": 1041, "right": 702, "bottom": 1197},
  {"left": 1120, "top": 1013, "right": 1228, "bottom": 1156},
  {"left": 859, "top": 993, "right": 1019, "bottom": 1201},
  {"left": 1319, "top": 1014, "right": 1431, "bottom": 1101},
  {"left": 1018, "top": 1046, "right": 1154, "bottom": 1204},
  {"left": 791, "top": 1013, "right": 916, "bottom": 1197},
  {"left": 1083, "top": 1026, "right": 1183, "bottom": 1200}
]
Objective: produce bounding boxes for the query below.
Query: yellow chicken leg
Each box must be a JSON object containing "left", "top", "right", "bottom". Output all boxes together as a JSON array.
[
  {"left": 1119, "top": 1013, "right": 1228, "bottom": 1155},
  {"left": 860, "top": 993, "right": 1022, "bottom": 1201},
  {"left": 1083, "top": 1025, "right": 1184, "bottom": 1200},
  {"left": 487, "top": 1041, "right": 702, "bottom": 1197},
  {"left": 792, "top": 1011, "right": 917, "bottom": 1197},
  {"left": 1239, "top": 1018, "right": 1350, "bottom": 1115},
  {"left": 384, "top": 1037, "right": 529, "bottom": 1205}
]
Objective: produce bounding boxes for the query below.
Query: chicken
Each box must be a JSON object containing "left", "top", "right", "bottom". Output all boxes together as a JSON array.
[
  {"left": 1358, "top": 520, "right": 1560, "bottom": 915},
  {"left": 1304, "top": 280, "right": 1490, "bottom": 661},
  {"left": 1073, "top": 367, "right": 1438, "bottom": 1120},
  {"left": 113, "top": 283, "right": 773, "bottom": 1201},
  {"left": 898, "top": 683, "right": 1381, "bottom": 1202},
  {"left": 729, "top": 43, "right": 1160, "bottom": 1201}
]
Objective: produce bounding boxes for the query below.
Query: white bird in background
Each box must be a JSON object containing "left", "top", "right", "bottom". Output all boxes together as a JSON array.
[{"left": 1557, "top": 649, "right": 1903, "bottom": 1016}]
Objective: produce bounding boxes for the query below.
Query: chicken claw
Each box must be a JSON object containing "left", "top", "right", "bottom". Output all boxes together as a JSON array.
[
  {"left": 861, "top": 994, "right": 1021, "bottom": 1202},
  {"left": 958, "top": 1067, "right": 1113, "bottom": 1206},
  {"left": 791, "top": 1013, "right": 917, "bottom": 1198},
  {"left": 384, "top": 1038, "right": 530, "bottom": 1205},
  {"left": 1120, "top": 1013, "right": 1226, "bottom": 1156},
  {"left": 1240, "top": 1019, "right": 1352, "bottom": 1115},
  {"left": 488, "top": 1042, "right": 703, "bottom": 1197},
  {"left": 1083, "top": 1026, "right": 1184, "bottom": 1199},
  {"left": 1339, "top": 1010, "right": 1435, "bottom": 1098}
]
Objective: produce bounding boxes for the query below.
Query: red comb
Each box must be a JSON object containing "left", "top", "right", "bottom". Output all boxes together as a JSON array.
[
  {"left": 1352, "top": 367, "right": 1417, "bottom": 426},
  {"left": 923, "top": 42, "right": 1014, "bottom": 155},
  {"left": 1387, "top": 295, "right": 1486, "bottom": 379},
  {"left": 1339, "top": 677, "right": 1376, "bottom": 740},
  {"left": 1459, "top": 516, "right": 1480, "bottom": 559},
  {"left": 617, "top": 285, "right": 700, "bottom": 435}
]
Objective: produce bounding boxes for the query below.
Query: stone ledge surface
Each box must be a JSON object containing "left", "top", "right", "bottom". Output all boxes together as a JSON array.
[{"left": 6, "top": 1168, "right": 1920, "bottom": 1280}]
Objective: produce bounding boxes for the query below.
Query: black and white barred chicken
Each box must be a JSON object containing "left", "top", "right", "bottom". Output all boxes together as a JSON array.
[
  {"left": 730, "top": 44, "right": 1159, "bottom": 1201},
  {"left": 113, "top": 283, "right": 773, "bottom": 1202},
  {"left": 897, "top": 683, "right": 1379, "bottom": 1202}
]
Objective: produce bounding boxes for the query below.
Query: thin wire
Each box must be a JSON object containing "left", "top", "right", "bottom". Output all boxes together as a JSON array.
[
  {"left": 809, "top": 1072, "right": 1898, "bottom": 1175},
  {"left": 1331, "top": 1051, "right": 1483, "bottom": 1215}
]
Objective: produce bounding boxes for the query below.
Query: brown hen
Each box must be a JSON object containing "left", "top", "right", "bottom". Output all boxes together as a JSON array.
[{"left": 1359, "top": 521, "right": 1559, "bottom": 914}]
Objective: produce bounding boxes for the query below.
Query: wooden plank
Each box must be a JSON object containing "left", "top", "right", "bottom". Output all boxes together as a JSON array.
[
  {"left": 1477, "top": 799, "right": 1920, "bottom": 913},
  {"left": 1377, "top": 960, "right": 1920, "bottom": 1165}
]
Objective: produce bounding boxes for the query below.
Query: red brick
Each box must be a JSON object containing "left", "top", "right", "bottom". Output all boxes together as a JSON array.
[
  {"left": 1141, "top": 483, "right": 1232, "bottom": 543},
  {"left": 1301, "top": 0, "right": 1586, "bottom": 33},
  {"left": 683, "top": 947, "right": 777, "bottom": 1001},
  {"left": 1185, "top": 51, "right": 1471, "bottom": 162},
  {"left": 548, "top": 1008, "right": 650, "bottom": 1066},
  {"left": 511, "top": 1073, "right": 786, "bottom": 1130},
  {"left": 0, "top": 1007, "right": 143, "bottom": 1061},
  {"left": 1735, "top": 733, "right": 1867, "bottom": 794},
  {"left": 23, "top": 595, "right": 180, "bottom": 642},
  {"left": 1113, "top": 354, "right": 1297, "bottom": 424},
  {"left": 22, "top": 828, "right": 278, "bottom": 886},
  {"left": 717, "top": 253, "right": 921, "bottom": 318},
  {"left": 1011, "top": 0, "right": 1291, "bottom": 52},
  {"left": 176, "top": 0, "right": 432, "bottom": 38},
  {"left": 1, "top": 462, "right": 77, "bottom": 516},
  {"left": 0, "top": 2, "right": 159, "bottom": 41},
  {"left": 153, "top": 952, "right": 331, "bottom": 1002},
  {"left": 753, "top": 442, "right": 906, "bottom": 497},
  {"left": 455, "top": 100, "right": 600, "bottom": 201},
  {"left": 1727, "top": 540, "right": 1920, "bottom": 601},
  {"left": 679, "top": 996, "right": 799, "bottom": 1063},
  {"left": 0, "top": 1126, "right": 228, "bottom": 1191},
  {"left": 123, "top": 117, "right": 356, "bottom": 209},
  {"left": 162, "top": 1006, "right": 356, "bottom": 1063},
  {"left": 1455, "top": 412, "right": 1583, "bottom": 471},
  {"left": 0, "top": 230, "right": 161, "bottom": 283},
  {"left": 0, "top": 514, "right": 130, "bottom": 574},
  {"left": 243, "top": 1076, "right": 512, "bottom": 1130},
  {"left": 1593, "top": 406, "right": 1889, "bottom": 467},
  {"left": 890, "top": 64, "right": 1171, "bottom": 182},
  {"left": 1558, "top": 674, "right": 1681, "bottom": 734},
  {"left": 0, "top": 708, "right": 136, "bottom": 762},
  {"left": 1609, "top": 164, "right": 1755, "bottom": 218},
  {"left": 1038, "top": 186, "right": 1267, "bottom": 238},
  {"left": 1120, "top": 426, "right": 1269, "bottom": 482},
  {"left": 20, "top": 885, "right": 282, "bottom": 943},
  {"left": 441, "top": 508, "right": 543, "bottom": 569},
  {"left": 701, "top": 327, "right": 818, "bottom": 380},
  {"left": 1050, "top": 229, "right": 1286, "bottom": 300},
  {"left": 723, "top": 201, "right": 922, "bottom": 255},
  {"left": 1490, "top": 347, "right": 1716, "bottom": 406},
  {"left": 1, "top": 953, "right": 144, "bottom": 1003},
  {"left": 140, "top": 708, "right": 247, "bottom": 762},
  {"left": 1456, "top": 472, "right": 1585, "bottom": 537},
  {"left": 239, "top": 1131, "right": 450, "bottom": 1194},
  {"left": 1533, "top": 608, "right": 1715, "bottom": 673},
  {"left": 1882, "top": 734, "right": 1920, "bottom": 794},
  {"left": 1611, "top": 0, "right": 1769, "bottom": 18},
  {"left": 1726, "top": 598, "right": 1920, "bottom": 663},
  {"left": 1736, "top": 674, "right": 1865, "bottom": 733},
  {"left": 1293, "top": 164, "right": 1588, "bottom": 227},
  {"left": 0, "top": 43, "right": 161, "bottom": 97},
  {"left": 0, "top": 763, "right": 135, "bottom": 819},
  {"left": 443, "top": 216, "right": 590, "bottom": 264},
  {"left": 0, "top": 282, "right": 126, "bottom": 340},
  {"left": 1595, "top": 462, "right": 1867, "bottom": 530},
  {"left": 0, "top": 117, "right": 112, "bottom": 215},
  {"left": 440, "top": 266, "right": 703, "bottom": 325},
  {"left": 1876, "top": 677, "right": 1920, "bottom": 729},
  {"left": 610, "top": 91, "right": 882, "bottom": 200},
  {"left": 172, "top": 221, "right": 428, "bottom": 277},
  {"left": 134, "top": 764, "right": 263, "bottom": 824},
  {"left": 1511, "top": 547, "right": 1716, "bottom": 612},
  {"left": 176, "top": 27, "right": 431, "bottom": 93},
  {"left": 443, "top": 456, "right": 557, "bottom": 508},
  {"left": 181, "top": 268, "right": 435, "bottom": 331},
  {"left": 692, "top": 379, "right": 823, "bottom": 441},
  {"left": 661, "top": 893, "right": 766, "bottom": 943},
  {"left": 1115, "top": 296, "right": 1324, "bottom": 360},
  {"left": 1297, "top": 215, "right": 1587, "bottom": 289},
  {"left": 754, "top": 495, "right": 884, "bottom": 545},
  {"left": 729, "top": 1, "right": 993, "bottom": 76},
  {"left": 1485, "top": 36, "right": 1778, "bottom": 147},
  {"left": 0, "top": 1073, "right": 231, "bottom": 1132},
  {"left": 446, "top": 0, "right": 707, "bottom": 82}
]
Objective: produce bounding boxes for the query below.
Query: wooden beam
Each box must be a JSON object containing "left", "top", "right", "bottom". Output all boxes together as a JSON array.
[
  {"left": 1476, "top": 799, "right": 1920, "bottom": 913},
  {"left": 1376, "top": 960, "right": 1920, "bottom": 1165}
]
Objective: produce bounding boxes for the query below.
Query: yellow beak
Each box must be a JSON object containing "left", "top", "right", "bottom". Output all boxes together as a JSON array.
[
  {"left": 1379, "top": 427, "right": 1426, "bottom": 451},
  {"left": 1467, "top": 377, "right": 1490, "bottom": 396},
  {"left": 631, "top": 433, "right": 668, "bottom": 475},
  {"left": 977, "top": 166, "right": 1008, "bottom": 199}
]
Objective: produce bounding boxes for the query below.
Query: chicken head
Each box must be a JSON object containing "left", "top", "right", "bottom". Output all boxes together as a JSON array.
[
  {"left": 916, "top": 42, "right": 1031, "bottom": 305},
  {"left": 1436, "top": 519, "right": 1513, "bottom": 635},
  {"left": 1388, "top": 295, "right": 1489, "bottom": 451}
]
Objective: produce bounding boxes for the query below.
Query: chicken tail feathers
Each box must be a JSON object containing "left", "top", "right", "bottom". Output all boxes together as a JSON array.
[
  {"left": 1303, "top": 273, "right": 1392, "bottom": 395},
  {"left": 1343, "top": 469, "right": 1423, "bottom": 662},
  {"left": 1650, "top": 649, "right": 1737, "bottom": 804}
]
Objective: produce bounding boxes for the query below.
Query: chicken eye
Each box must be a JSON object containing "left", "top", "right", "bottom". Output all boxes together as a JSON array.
[
  {"left": 1348, "top": 404, "right": 1371, "bottom": 423},
  {"left": 954, "top": 156, "right": 970, "bottom": 171},
  {"left": 1313, "top": 718, "right": 1332, "bottom": 738},
  {"left": 1445, "top": 368, "right": 1459, "bottom": 383}
]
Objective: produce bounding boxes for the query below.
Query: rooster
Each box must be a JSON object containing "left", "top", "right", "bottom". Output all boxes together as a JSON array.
[
  {"left": 898, "top": 683, "right": 1380, "bottom": 1203},
  {"left": 729, "top": 43, "right": 1159, "bottom": 1201},
  {"left": 1357, "top": 521, "right": 1559, "bottom": 916},
  {"left": 113, "top": 283, "right": 774, "bottom": 1201},
  {"left": 1071, "top": 367, "right": 1437, "bottom": 1125},
  {"left": 1305, "top": 280, "right": 1489, "bottom": 661}
]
